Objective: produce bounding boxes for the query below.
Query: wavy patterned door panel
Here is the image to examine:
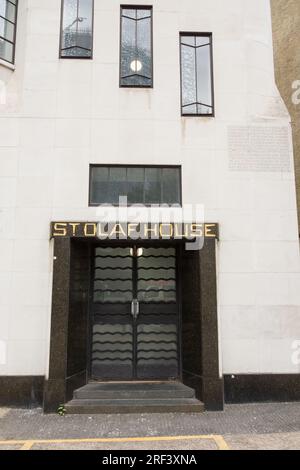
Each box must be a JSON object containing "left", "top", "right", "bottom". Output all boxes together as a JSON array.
[
  {"left": 136, "top": 247, "right": 179, "bottom": 379},
  {"left": 91, "top": 245, "right": 180, "bottom": 381},
  {"left": 91, "top": 247, "right": 133, "bottom": 379}
]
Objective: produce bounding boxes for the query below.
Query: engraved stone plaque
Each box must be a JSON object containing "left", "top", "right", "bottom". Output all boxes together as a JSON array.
[{"left": 228, "top": 126, "right": 291, "bottom": 172}]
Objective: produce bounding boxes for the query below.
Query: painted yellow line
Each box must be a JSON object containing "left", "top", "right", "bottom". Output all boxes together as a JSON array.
[
  {"left": 212, "top": 435, "right": 230, "bottom": 450},
  {"left": 20, "top": 441, "right": 34, "bottom": 451},
  {"left": 0, "top": 434, "right": 229, "bottom": 450}
]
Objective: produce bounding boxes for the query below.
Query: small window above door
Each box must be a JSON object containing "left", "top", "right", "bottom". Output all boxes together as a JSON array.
[{"left": 89, "top": 165, "right": 182, "bottom": 206}]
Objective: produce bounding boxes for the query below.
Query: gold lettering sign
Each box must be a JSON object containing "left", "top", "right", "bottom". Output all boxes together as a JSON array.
[{"left": 51, "top": 222, "right": 219, "bottom": 240}]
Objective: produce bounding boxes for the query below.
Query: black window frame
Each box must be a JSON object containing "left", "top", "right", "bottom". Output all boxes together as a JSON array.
[
  {"left": 119, "top": 4, "right": 153, "bottom": 88},
  {"left": 89, "top": 164, "right": 182, "bottom": 207},
  {"left": 0, "top": 0, "right": 18, "bottom": 65},
  {"left": 59, "top": 0, "right": 94, "bottom": 59},
  {"left": 180, "top": 32, "right": 215, "bottom": 117}
]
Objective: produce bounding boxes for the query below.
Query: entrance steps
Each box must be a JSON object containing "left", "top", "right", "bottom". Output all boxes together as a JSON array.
[{"left": 65, "top": 382, "right": 204, "bottom": 414}]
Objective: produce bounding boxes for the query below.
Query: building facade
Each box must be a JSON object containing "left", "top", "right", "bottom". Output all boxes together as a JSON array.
[
  {"left": 271, "top": 0, "right": 300, "bottom": 235},
  {"left": 0, "top": 0, "right": 300, "bottom": 412}
]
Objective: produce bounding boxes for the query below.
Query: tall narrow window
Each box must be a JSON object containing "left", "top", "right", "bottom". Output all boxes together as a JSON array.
[
  {"left": 180, "top": 33, "right": 214, "bottom": 116},
  {"left": 60, "top": 0, "right": 93, "bottom": 58},
  {"left": 120, "top": 6, "right": 153, "bottom": 87},
  {"left": 0, "top": 0, "right": 18, "bottom": 64}
]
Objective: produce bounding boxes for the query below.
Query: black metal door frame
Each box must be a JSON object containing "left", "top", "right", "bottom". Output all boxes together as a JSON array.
[
  {"left": 88, "top": 241, "right": 183, "bottom": 382},
  {"left": 132, "top": 246, "right": 138, "bottom": 379}
]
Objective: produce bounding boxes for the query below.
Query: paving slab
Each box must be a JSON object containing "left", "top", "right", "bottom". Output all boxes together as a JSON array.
[{"left": 225, "top": 432, "right": 300, "bottom": 450}]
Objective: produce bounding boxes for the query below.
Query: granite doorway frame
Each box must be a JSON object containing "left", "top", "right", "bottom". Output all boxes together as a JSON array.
[{"left": 43, "top": 235, "right": 223, "bottom": 412}]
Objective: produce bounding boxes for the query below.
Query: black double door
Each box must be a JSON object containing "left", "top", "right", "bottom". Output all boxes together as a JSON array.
[{"left": 90, "top": 245, "right": 180, "bottom": 381}]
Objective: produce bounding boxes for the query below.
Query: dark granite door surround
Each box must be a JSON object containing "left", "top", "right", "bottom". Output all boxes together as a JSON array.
[
  {"left": 182, "top": 239, "right": 224, "bottom": 410},
  {"left": 43, "top": 237, "right": 223, "bottom": 412},
  {"left": 43, "top": 239, "right": 91, "bottom": 412}
]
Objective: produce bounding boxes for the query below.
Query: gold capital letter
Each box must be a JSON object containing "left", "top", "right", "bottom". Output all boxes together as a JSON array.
[
  {"left": 69, "top": 223, "right": 80, "bottom": 237},
  {"left": 98, "top": 223, "right": 108, "bottom": 238},
  {"left": 190, "top": 224, "right": 203, "bottom": 238},
  {"left": 128, "top": 223, "right": 139, "bottom": 238},
  {"left": 53, "top": 223, "right": 67, "bottom": 237},
  {"left": 159, "top": 224, "right": 174, "bottom": 238},
  {"left": 110, "top": 223, "right": 126, "bottom": 238},
  {"left": 84, "top": 223, "right": 97, "bottom": 237},
  {"left": 205, "top": 224, "right": 216, "bottom": 238},
  {"left": 144, "top": 224, "right": 158, "bottom": 238},
  {"left": 174, "top": 224, "right": 184, "bottom": 238}
]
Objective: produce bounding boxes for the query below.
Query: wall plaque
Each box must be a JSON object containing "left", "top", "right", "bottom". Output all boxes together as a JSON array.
[{"left": 228, "top": 126, "right": 291, "bottom": 172}]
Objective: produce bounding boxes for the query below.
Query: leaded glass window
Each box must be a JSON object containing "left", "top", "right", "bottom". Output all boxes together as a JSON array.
[
  {"left": 0, "top": 0, "right": 18, "bottom": 64},
  {"left": 180, "top": 33, "right": 214, "bottom": 116},
  {"left": 60, "top": 0, "right": 93, "bottom": 58},
  {"left": 120, "top": 6, "right": 153, "bottom": 87}
]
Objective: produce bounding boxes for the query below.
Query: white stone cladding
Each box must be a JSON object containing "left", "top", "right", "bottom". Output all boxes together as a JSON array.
[{"left": 0, "top": 0, "right": 299, "bottom": 377}]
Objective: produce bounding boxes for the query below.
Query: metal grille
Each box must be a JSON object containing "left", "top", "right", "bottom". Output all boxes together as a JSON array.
[
  {"left": 137, "top": 247, "right": 176, "bottom": 303},
  {"left": 136, "top": 323, "right": 178, "bottom": 379},
  {"left": 93, "top": 247, "right": 133, "bottom": 303},
  {"left": 92, "top": 323, "right": 133, "bottom": 379}
]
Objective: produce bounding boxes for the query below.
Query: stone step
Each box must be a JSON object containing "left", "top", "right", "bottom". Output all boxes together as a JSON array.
[
  {"left": 65, "top": 398, "right": 204, "bottom": 414},
  {"left": 74, "top": 382, "right": 195, "bottom": 400}
]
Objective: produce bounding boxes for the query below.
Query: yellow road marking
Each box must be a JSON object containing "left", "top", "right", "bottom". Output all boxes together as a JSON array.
[
  {"left": 0, "top": 434, "right": 229, "bottom": 450},
  {"left": 20, "top": 441, "right": 34, "bottom": 451},
  {"left": 212, "top": 435, "right": 230, "bottom": 450}
]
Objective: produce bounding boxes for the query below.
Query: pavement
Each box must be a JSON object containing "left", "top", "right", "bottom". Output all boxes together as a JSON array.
[{"left": 0, "top": 403, "right": 299, "bottom": 450}]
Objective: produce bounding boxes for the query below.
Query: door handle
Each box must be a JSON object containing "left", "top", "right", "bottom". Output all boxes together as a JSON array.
[{"left": 131, "top": 299, "right": 139, "bottom": 320}]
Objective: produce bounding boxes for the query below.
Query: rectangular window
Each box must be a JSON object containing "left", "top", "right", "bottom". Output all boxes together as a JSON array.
[
  {"left": 120, "top": 6, "right": 153, "bottom": 87},
  {"left": 60, "top": 0, "right": 94, "bottom": 58},
  {"left": 90, "top": 166, "right": 181, "bottom": 206},
  {"left": 180, "top": 33, "right": 214, "bottom": 116},
  {"left": 0, "top": 0, "right": 18, "bottom": 64}
]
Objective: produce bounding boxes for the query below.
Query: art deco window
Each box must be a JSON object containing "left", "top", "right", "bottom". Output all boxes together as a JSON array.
[
  {"left": 90, "top": 166, "right": 181, "bottom": 206},
  {"left": 0, "top": 0, "right": 18, "bottom": 64},
  {"left": 180, "top": 33, "right": 214, "bottom": 116},
  {"left": 120, "top": 6, "right": 153, "bottom": 87},
  {"left": 60, "top": 0, "right": 93, "bottom": 58}
]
